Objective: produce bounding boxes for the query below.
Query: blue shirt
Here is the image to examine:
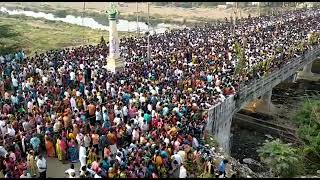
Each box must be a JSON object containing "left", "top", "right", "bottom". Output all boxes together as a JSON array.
[
  {"left": 207, "top": 75, "right": 213, "bottom": 83},
  {"left": 219, "top": 161, "right": 225, "bottom": 172},
  {"left": 162, "top": 107, "right": 169, "bottom": 116}
]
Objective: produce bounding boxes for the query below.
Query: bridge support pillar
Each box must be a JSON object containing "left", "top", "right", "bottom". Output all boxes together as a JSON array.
[
  {"left": 297, "top": 61, "right": 320, "bottom": 81},
  {"left": 244, "top": 90, "right": 276, "bottom": 115}
]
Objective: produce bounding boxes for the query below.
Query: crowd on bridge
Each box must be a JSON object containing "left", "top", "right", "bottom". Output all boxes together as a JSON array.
[{"left": 0, "top": 7, "right": 319, "bottom": 178}]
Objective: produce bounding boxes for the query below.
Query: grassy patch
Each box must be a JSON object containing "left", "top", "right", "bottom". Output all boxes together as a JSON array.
[
  {"left": 0, "top": 15, "right": 131, "bottom": 56},
  {"left": 0, "top": 15, "right": 105, "bottom": 55}
]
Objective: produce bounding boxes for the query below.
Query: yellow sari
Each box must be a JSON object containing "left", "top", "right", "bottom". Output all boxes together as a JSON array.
[
  {"left": 56, "top": 139, "right": 63, "bottom": 161},
  {"left": 87, "top": 151, "right": 97, "bottom": 166},
  {"left": 27, "top": 154, "right": 37, "bottom": 176}
]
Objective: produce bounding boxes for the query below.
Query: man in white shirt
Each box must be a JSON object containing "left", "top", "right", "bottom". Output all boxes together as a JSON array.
[
  {"left": 53, "top": 120, "right": 62, "bottom": 133},
  {"left": 65, "top": 164, "right": 76, "bottom": 178},
  {"left": 179, "top": 164, "right": 187, "bottom": 178},
  {"left": 0, "top": 119, "right": 7, "bottom": 136},
  {"left": 12, "top": 76, "right": 19, "bottom": 90},
  {"left": 79, "top": 144, "right": 87, "bottom": 170},
  {"left": 122, "top": 105, "right": 128, "bottom": 123},
  {"left": 70, "top": 96, "right": 77, "bottom": 111},
  {"left": 70, "top": 71, "right": 76, "bottom": 81},
  {"left": 36, "top": 155, "right": 47, "bottom": 178},
  {"left": 7, "top": 124, "right": 15, "bottom": 137},
  {"left": 27, "top": 100, "right": 33, "bottom": 113},
  {"left": 20, "top": 170, "right": 31, "bottom": 178},
  {"left": 171, "top": 152, "right": 183, "bottom": 166},
  {"left": 114, "top": 114, "right": 121, "bottom": 126},
  {"left": 0, "top": 56, "right": 4, "bottom": 64}
]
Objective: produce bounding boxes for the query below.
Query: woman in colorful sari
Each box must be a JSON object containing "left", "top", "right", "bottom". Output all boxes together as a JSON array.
[
  {"left": 56, "top": 136, "right": 62, "bottom": 161},
  {"left": 60, "top": 137, "right": 68, "bottom": 163},
  {"left": 30, "top": 135, "right": 41, "bottom": 154},
  {"left": 14, "top": 158, "right": 27, "bottom": 178},
  {"left": 67, "top": 139, "right": 79, "bottom": 163},
  {"left": 45, "top": 135, "right": 56, "bottom": 157},
  {"left": 26, "top": 150, "right": 37, "bottom": 177},
  {"left": 14, "top": 144, "right": 22, "bottom": 161},
  {"left": 87, "top": 147, "right": 97, "bottom": 167}
]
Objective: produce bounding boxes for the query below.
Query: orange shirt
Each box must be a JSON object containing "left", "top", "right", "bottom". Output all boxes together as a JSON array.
[
  {"left": 88, "top": 104, "right": 96, "bottom": 115},
  {"left": 155, "top": 156, "right": 163, "bottom": 167},
  {"left": 107, "top": 133, "right": 117, "bottom": 145},
  {"left": 104, "top": 147, "right": 111, "bottom": 158},
  {"left": 92, "top": 134, "right": 99, "bottom": 145}
]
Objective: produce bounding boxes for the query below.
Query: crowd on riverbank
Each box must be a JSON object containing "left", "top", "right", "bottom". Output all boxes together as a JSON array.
[{"left": 0, "top": 8, "right": 319, "bottom": 178}]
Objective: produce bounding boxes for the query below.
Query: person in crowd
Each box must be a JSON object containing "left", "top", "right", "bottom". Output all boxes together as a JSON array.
[
  {"left": 218, "top": 159, "right": 229, "bottom": 178},
  {"left": 26, "top": 150, "right": 37, "bottom": 177},
  {"left": 65, "top": 164, "right": 76, "bottom": 178},
  {"left": 45, "top": 135, "right": 55, "bottom": 158},
  {"left": 20, "top": 170, "right": 31, "bottom": 178},
  {"left": 36, "top": 154, "right": 47, "bottom": 178}
]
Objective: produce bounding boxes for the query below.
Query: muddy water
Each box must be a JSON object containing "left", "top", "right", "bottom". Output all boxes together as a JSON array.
[{"left": 231, "top": 60, "right": 320, "bottom": 163}]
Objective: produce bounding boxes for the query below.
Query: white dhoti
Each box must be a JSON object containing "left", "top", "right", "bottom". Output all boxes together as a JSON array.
[
  {"left": 110, "top": 144, "right": 118, "bottom": 155},
  {"left": 79, "top": 156, "right": 86, "bottom": 170}
]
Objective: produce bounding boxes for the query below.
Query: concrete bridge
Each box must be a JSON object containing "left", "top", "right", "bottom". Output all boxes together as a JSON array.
[{"left": 205, "top": 46, "right": 320, "bottom": 153}]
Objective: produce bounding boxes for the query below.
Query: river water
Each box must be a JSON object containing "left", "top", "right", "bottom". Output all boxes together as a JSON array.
[{"left": 0, "top": 7, "right": 181, "bottom": 34}]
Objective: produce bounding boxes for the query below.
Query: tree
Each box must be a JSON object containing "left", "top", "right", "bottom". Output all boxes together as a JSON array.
[
  {"left": 257, "top": 138, "right": 303, "bottom": 177},
  {"left": 234, "top": 42, "right": 247, "bottom": 76},
  {"left": 308, "top": 32, "right": 320, "bottom": 46}
]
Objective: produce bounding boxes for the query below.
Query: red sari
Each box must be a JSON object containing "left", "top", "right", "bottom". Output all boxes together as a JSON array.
[
  {"left": 15, "top": 161, "right": 27, "bottom": 178},
  {"left": 45, "top": 136, "right": 56, "bottom": 157}
]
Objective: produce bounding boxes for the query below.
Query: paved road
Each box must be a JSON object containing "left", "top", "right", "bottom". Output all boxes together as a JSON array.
[{"left": 46, "top": 157, "right": 81, "bottom": 178}]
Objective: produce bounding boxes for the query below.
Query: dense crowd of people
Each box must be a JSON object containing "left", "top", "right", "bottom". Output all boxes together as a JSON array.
[{"left": 0, "top": 7, "right": 319, "bottom": 178}]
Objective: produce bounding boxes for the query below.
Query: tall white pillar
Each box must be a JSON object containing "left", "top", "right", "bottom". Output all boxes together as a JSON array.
[
  {"left": 109, "top": 20, "right": 120, "bottom": 59},
  {"left": 106, "top": 4, "right": 124, "bottom": 73}
]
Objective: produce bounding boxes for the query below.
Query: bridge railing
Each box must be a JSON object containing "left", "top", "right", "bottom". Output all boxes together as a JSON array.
[{"left": 235, "top": 45, "right": 320, "bottom": 112}]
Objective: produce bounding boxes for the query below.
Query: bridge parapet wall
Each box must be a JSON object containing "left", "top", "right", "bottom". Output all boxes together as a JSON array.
[{"left": 205, "top": 46, "right": 320, "bottom": 153}]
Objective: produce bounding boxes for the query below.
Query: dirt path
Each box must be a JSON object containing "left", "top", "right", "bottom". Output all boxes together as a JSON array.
[{"left": 46, "top": 157, "right": 81, "bottom": 178}]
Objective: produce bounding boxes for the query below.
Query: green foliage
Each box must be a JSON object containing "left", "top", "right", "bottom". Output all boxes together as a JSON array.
[
  {"left": 205, "top": 134, "right": 219, "bottom": 148},
  {"left": 257, "top": 138, "right": 303, "bottom": 177},
  {"left": 198, "top": 172, "right": 214, "bottom": 178},
  {"left": 308, "top": 32, "right": 320, "bottom": 46},
  {"left": 294, "top": 100, "right": 320, "bottom": 169},
  {"left": 0, "top": 24, "right": 22, "bottom": 55},
  {"left": 234, "top": 42, "right": 247, "bottom": 76},
  {"left": 55, "top": 9, "right": 68, "bottom": 18}
]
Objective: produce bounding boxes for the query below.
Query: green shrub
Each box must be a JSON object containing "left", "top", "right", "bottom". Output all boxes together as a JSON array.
[
  {"left": 55, "top": 9, "right": 68, "bottom": 18},
  {"left": 257, "top": 138, "right": 303, "bottom": 177},
  {"left": 294, "top": 100, "right": 320, "bottom": 173}
]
